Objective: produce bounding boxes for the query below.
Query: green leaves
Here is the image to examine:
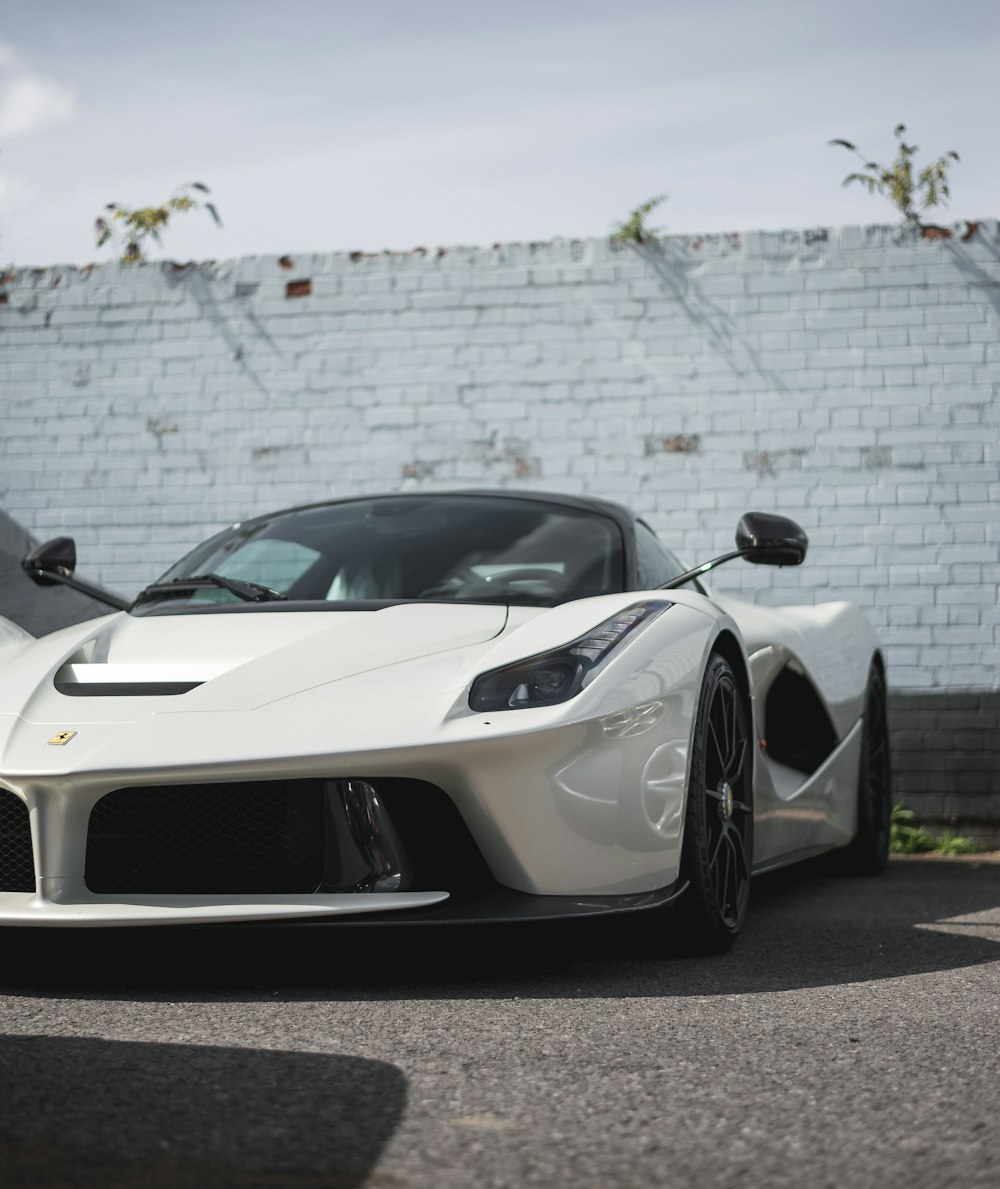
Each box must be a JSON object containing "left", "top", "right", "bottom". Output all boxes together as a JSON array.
[
  {"left": 611, "top": 193, "right": 667, "bottom": 245},
  {"left": 889, "top": 803, "right": 936, "bottom": 854},
  {"left": 93, "top": 182, "right": 223, "bottom": 263},
  {"left": 889, "top": 802, "right": 980, "bottom": 855},
  {"left": 934, "top": 831, "right": 980, "bottom": 856},
  {"left": 830, "top": 125, "right": 960, "bottom": 225}
]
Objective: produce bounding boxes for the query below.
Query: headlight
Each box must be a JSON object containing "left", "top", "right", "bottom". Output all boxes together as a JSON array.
[{"left": 469, "top": 600, "right": 671, "bottom": 712}]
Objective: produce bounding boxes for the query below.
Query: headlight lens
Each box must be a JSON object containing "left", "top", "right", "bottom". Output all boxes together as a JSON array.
[{"left": 469, "top": 600, "right": 671, "bottom": 712}]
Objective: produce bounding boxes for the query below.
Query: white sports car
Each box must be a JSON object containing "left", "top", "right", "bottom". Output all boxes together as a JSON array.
[{"left": 0, "top": 491, "right": 890, "bottom": 949}]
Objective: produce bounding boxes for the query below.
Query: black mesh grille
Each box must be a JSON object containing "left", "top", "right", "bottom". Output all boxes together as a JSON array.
[
  {"left": 375, "top": 779, "right": 495, "bottom": 893},
  {"left": 0, "top": 790, "right": 34, "bottom": 892},
  {"left": 83, "top": 777, "right": 494, "bottom": 897},
  {"left": 85, "top": 781, "right": 327, "bottom": 894}
]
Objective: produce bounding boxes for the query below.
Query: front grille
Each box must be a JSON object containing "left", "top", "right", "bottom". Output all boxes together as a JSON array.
[
  {"left": 0, "top": 790, "right": 34, "bottom": 892},
  {"left": 85, "top": 780, "right": 327, "bottom": 894},
  {"left": 84, "top": 777, "right": 495, "bottom": 897}
]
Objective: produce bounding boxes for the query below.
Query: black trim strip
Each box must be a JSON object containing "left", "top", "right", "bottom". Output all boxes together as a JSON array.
[
  {"left": 55, "top": 681, "right": 203, "bottom": 697},
  {"left": 130, "top": 598, "right": 541, "bottom": 617}
]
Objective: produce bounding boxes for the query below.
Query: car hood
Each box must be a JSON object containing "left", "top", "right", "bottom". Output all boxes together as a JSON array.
[
  {"left": 0, "top": 603, "right": 510, "bottom": 724},
  {"left": 0, "top": 592, "right": 678, "bottom": 779}
]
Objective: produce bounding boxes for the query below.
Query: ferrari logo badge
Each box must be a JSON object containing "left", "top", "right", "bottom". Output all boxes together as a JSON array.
[{"left": 48, "top": 730, "right": 78, "bottom": 746}]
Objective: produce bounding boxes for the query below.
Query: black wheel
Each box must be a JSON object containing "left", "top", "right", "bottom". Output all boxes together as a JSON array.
[
  {"left": 835, "top": 664, "right": 891, "bottom": 875},
  {"left": 675, "top": 653, "right": 754, "bottom": 952}
]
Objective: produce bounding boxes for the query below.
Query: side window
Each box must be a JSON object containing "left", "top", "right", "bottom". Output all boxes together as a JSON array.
[{"left": 635, "top": 522, "right": 687, "bottom": 588}]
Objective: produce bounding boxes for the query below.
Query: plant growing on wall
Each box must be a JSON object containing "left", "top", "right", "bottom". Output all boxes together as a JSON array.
[
  {"left": 611, "top": 194, "right": 667, "bottom": 244},
  {"left": 829, "top": 125, "right": 959, "bottom": 225},
  {"left": 94, "top": 182, "right": 222, "bottom": 262}
]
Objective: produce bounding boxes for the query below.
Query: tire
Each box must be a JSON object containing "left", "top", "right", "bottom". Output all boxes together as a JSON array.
[
  {"left": 834, "top": 664, "right": 891, "bottom": 876},
  {"left": 674, "top": 653, "right": 754, "bottom": 952}
]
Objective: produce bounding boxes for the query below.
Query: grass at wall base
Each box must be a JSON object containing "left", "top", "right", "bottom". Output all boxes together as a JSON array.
[{"left": 890, "top": 803, "right": 979, "bottom": 855}]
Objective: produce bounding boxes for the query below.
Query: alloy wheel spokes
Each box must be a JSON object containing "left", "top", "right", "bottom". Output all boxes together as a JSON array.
[
  {"left": 708, "top": 821, "right": 726, "bottom": 869},
  {"left": 703, "top": 674, "right": 752, "bottom": 926},
  {"left": 724, "top": 737, "right": 747, "bottom": 784},
  {"left": 728, "top": 686, "right": 739, "bottom": 771},
  {"left": 712, "top": 827, "right": 747, "bottom": 925},
  {"left": 707, "top": 679, "right": 748, "bottom": 785},
  {"left": 866, "top": 687, "right": 890, "bottom": 816},
  {"left": 730, "top": 823, "right": 749, "bottom": 878},
  {"left": 707, "top": 715, "right": 725, "bottom": 788},
  {"left": 726, "top": 828, "right": 749, "bottom": 923},
  {"left": 707, "top": 821, "right": 744, "bottom": 923},
  {"left": 714, "top": 829, "right": 732, "bottom": 910}
]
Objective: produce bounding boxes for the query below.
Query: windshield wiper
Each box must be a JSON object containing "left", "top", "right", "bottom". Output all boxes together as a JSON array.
[{"left": 133, "top": 573, "right": 287, "bottom": 605}]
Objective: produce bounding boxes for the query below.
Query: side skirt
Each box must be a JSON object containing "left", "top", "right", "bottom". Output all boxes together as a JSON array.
[{"left": 751, "top": 844, "right": 842, "bottom": 877}]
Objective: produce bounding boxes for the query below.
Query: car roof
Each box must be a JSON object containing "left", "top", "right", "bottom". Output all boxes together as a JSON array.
[{"left": 234, "top": 489, "right": 639, "bottom": 535}]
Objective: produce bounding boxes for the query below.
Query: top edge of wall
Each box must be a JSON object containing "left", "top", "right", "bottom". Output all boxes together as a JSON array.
[{"left": 4, "top": 219, "right": 998, "bottom": 286}]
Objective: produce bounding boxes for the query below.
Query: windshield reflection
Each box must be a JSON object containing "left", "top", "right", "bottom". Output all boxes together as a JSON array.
[{"left": 138, "top": 496, "right": 625, "bottom": 612}]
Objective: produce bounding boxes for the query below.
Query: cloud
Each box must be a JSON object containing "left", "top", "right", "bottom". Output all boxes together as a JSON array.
[
  {"left": 0, "top": 39, "right": 74, "bottom": 137},
  {"left": 0, "top": 168, "right": 37, "bottom": 211}
]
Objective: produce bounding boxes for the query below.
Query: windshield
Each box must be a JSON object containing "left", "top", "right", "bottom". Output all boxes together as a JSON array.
[{"left": 136, "top": 495, "right": 625, "bottom": 612}]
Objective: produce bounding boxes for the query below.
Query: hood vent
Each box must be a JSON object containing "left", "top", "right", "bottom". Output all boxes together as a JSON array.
[{"left": 53, "top": 662, "right": 224, "bottom": 698}]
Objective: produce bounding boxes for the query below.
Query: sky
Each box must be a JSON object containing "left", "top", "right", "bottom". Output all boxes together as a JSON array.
[{"left": 1, "top": 0, "right": 998, "bottom": 265}]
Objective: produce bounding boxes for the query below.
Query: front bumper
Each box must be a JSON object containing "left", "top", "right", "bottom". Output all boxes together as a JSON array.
[
  {"left": 0, "top": 708, "right": 694, "bottom": 927},
  {"left": 0, "top": 882, "right": 688, "bottom": 928}
]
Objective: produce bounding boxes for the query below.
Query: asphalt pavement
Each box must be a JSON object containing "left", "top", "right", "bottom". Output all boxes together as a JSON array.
[{"left": 1, "top": 857, "right": 998, "bottom": 1189}]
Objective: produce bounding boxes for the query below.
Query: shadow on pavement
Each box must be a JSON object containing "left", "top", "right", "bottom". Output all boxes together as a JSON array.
[
  {"left": 2, "top": 860, "right": 998, "bottom": 1004},
  {"left": 0, "top": 1035, "right": 406, "bottom": 1189}
]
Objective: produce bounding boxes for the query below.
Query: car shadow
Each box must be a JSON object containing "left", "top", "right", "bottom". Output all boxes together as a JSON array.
[
  {"left": 2, "top": 861, "right": 997, "bottom": 1004},
  {"left": 0, "top": 1034, "right": 406, "bottom": 1189}
]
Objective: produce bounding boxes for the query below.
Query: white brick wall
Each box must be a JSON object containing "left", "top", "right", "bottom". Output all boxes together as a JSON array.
[{"left": 2, "top": 222, "right": 999, "bottom": 692}]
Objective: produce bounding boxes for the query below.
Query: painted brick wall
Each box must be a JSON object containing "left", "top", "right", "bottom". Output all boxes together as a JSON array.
[
  {"left": 891, "top": 692, "right": 1000, "bottom": 837},
  {"left": 2, "top": 222, "right": 999, "bottom": 832}
]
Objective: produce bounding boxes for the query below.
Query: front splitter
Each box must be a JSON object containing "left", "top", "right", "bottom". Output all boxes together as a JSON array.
[{"left": 235, "top": 879, "right": 690, "bottom": 927}]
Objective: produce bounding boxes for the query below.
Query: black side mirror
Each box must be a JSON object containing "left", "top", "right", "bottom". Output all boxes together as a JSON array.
[
  {"left": 21, "top": 536, "right": 130, "bottom": 611},
  {"left": 22, "top": 537, "right": 78, "bottom": 586},
  {"left": 736, "top": 513, "right": 808, "bottom": 566}
]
